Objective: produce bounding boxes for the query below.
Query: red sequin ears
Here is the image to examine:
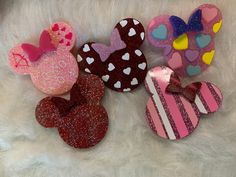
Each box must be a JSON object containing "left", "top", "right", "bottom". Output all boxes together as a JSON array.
[{"left": 35, "top": 74, "right": 109, "bottom": 148}]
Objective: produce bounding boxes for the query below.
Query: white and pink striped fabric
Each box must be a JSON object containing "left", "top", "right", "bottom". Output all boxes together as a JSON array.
[{"left": 145, "top": 66, "right": 223, "bottom": 140}]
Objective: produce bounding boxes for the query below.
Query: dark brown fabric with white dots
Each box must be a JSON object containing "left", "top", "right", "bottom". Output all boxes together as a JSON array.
[{"left": 77, "top": 18, "right": 147, "bottom": 92}]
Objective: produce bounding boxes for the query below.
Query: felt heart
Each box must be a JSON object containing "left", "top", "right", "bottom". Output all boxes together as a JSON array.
[
  {"left": 195, "top": 34, "right": 211, "bottom": 49},
  {"left": 123, "top": 67, "right": 131, "bottom": 75},
  {"left": 78, "top": 18, "right": 147, "bottom": 92},
  {"left": 8, "top": 21, "right": 78, "bottom": 95},
  {"left": 168, "top": 52, "right": 182, "bottom": 69},
  {"left": 120, "top": 20, "right": 128, "bottom": 27},
  {"left": 128, "top": 28, "right": 136, "bottom": 36},
  {"left": 145, "top": 66, "right": 223, "bottom": 140},
  {"left": 108, "top": 63, "right": 115, "bottom": 71},
  {"left": 151, "top": 24, "right": 168, "bottom": 40},
  {"left": 65, "top": 32, "right": 73, "bottom": 40},
  {"left": 173, "top": 34, "right": 188, "bottom": 50},
  {"left": 213, "top": 20, "right": 222, "bottom": 33},
  {"left": 83, "top": 44, "right": 90, "bottom": 52},
  {"left": 138, "top": 62, "right": 146, "bottom": 70},
  {"left": 202, "top": 50, "right": 215, "bottom": 65},
  {"left": 185, "top": 50, "right": 199, "bottom": 62},
  {"left": 36, "top": 74, "right": 109, "bottom": 148},
  {"left": 147, "top": 4, "right": 222, "bottom": 76},
  {"left": 186, "top": 65, "right": 201, "bottom": 76},
  {"left": 122, "top": 53, "right": 130, "bottom": 60},
  {"left": 52, "top": 24, "right": 59, "bottom": 31},
  {"left": 202, "top": 7, "right": 218, "bottom": 22}
]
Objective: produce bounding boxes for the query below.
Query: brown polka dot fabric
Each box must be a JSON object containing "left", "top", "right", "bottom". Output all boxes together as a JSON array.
[
  {"left": 35, "top": 74, "right": 108, "bottom": 148},
  {"left": 77, "top": 18, "right": 147, "bottom": 92}
]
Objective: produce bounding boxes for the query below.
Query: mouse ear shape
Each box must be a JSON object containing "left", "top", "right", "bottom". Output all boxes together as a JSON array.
[
  {"left": 71, "top": 74, "right": 105, "bottom": 105},
  {"left": 147, "top": 15, "right": 174, "bottom": 55},
  {"left": 8, "top": 45, "right": 32, "bottom": 75},
  {"left": 195, "top": 82, "right": 223, "bottom": 115},
  {"left": 35, "top": 97, "right": 71, "bottom": 128},
  {"left": 198, "top": 4, "right": 223, "bottom": 35},
  {"left": 115, "top": 18, "right": 145, "bottom": 48},
  {"left": 48, "top": 22, "right": 76, "bottom": 51}
]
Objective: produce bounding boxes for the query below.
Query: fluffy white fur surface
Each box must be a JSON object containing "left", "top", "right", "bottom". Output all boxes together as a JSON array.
[{"left": 0, "top": 0, "right": 236, "bottom": 176}]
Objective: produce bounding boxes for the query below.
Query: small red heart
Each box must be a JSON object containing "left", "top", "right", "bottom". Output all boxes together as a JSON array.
[
  {"left": 59, "top": 39, "right": 64, "bottom": 43},
  {"left": 65, "top": 32, "right": 72, "bottom": 40},
  {"left": 66, "top": 42, "right": 71, "bottom": 46},
  {"left": 61, "top": 27, "right": 66, "bottom": 31},
  {"left": 52, "top": 24, "right": 59, "bottom": 31}
]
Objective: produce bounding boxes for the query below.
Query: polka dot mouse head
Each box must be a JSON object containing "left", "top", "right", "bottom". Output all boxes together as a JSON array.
[
  {"left": 77, "top": 18, "right": 147, "bottom": 92},
  {"left": 147, "top": 4, "right": 222, "bottom": 77},
  {"left": 36, "top": 74, "right": 109, "bottom": 148},
  {"left": 9, "top": 22, "right": 78, "bottom": 95},
  {"left": 145, "top": 66, "right": 223, "bottom": 140}
]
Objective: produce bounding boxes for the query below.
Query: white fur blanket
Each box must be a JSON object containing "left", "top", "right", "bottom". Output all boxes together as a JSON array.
[{"left": 0, "top": 0, "right": 236, "bottom": 176}]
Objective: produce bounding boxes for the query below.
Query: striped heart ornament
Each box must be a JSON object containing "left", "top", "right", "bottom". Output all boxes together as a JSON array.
[{"left": 145, "top": 66, "right": 223, "bottom": 140}]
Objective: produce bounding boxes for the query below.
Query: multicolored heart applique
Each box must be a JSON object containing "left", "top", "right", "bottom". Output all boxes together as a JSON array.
[
  {"left": 9, "top": 22, "right": 78, "bottom": 95},
  {"left": 147, "top": 4, "right": 222, "bottom": 77},
  {"left": 77, "top": 18, "right": 147, "bottom": 92},
  {"left": 35, "top": 74, "right": 109, "bottom": 148},
  {"left": 145, "top": 66, "right": 223, "bottom": 140}
]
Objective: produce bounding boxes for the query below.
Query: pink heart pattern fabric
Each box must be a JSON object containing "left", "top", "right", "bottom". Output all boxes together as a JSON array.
[
  {"left": 8, "top": 22, "right": 78, "bottom": 95},
  {"left": 147, "top": 4, "right": 222, "bottom": 77},
  {"left": 145, "top": 66, "right": 223, "bottom": 140}
]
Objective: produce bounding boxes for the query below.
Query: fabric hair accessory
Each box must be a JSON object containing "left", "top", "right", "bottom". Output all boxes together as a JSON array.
[
  {"left": 147, "top": 4, "right": 222, "bottom": 77},
  {"left": 35, "top": 74, "right": 109, "bottom": 148},
  {"left": 145, "top": 66, "right": 223, "bottom": 140},
  {"left": 9, "top": 22, "right": 78, "bottom": 95},
  {"left": 77, "top": 18, "right": 147, "bottom": 92}
]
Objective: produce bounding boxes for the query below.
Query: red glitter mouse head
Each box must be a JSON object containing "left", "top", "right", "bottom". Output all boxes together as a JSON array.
[
  {"left": 35, "top": 74, "right": 109, "bottom": 148},
  {"left": 77, "top": 18, "right": 147, "bottom": 92}
]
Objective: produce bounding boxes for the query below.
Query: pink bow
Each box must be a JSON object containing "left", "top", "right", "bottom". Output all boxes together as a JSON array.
[
  {"left": 166, "top": 73, "right": 202, "bottom": 102},
  {"left": 91, "top": 28, "right": 126, "bottom": 62},
  {"left": 21, "top": 30, "right": 56, "bottom": 62}
]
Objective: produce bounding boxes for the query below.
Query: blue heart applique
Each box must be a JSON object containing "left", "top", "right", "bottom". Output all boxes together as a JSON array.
[
  {"left": 186, "top": 65, "right": 201, "bottom": 76},
  {"left": 195, "top": 34, "right": 211, "bottom": 48},
  {"left": 152, "top": 24, "right": 168, "bottom": 40}
]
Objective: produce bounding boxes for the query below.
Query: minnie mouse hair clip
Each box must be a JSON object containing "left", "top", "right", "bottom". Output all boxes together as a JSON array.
[
  {"left": 147, "top": 4, "right": 222, "bottom": 77},
  {"left": 35, "top": 74, "right": 109, "bottom": 148},
  {"left": 9, "top": 22, "right": 78, "bottom": 95},
  {"left": 145, "top": 66, "right": 223, "bottom": 140},
  {"left": 77, "top": 18, "right": 147, "bottom": 92}
]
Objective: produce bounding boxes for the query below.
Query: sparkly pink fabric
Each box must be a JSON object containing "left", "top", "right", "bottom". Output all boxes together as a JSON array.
[
  {"left": 145, "top": 66, "right": 223, "bottom": 140},
  {"left": 8, "top": 22, "right": 78, "bottom": 95}
]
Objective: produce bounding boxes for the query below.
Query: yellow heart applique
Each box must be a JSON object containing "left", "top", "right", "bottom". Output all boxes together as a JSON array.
[
  {"left": 213, "top": 20, "right": 222, "bottom": 33},
  {"left": 173, "top": 34, "right": 189, "bottom": 50},
  {"left": 202, "top": 50, "right": 215, "bottom": 65}
]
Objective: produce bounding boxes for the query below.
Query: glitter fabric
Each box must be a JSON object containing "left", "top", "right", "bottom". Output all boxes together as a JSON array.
[
  {"left": 77, "top": 18, "right": 147, "bottom": 92},
  {"left": 145, "top": 66, "right": 223, "bottom": 140},
  {"left": 35, "top": 74, "right": 109, "bottom": 148},
  {"left": 8, "top": 21, "right": 78, "bottom": 95},
  {"left": 147, "top": 4, "right": 223, "bottom": 77}
]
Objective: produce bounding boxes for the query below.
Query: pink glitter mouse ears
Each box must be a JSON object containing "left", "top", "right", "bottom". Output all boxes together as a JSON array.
[
  {"left": 145, "top": 66, "right": 223, "bottom": 140},
  {"left": 36, "top": 74, "right": 109, "bottom": 148},
  {"left": 8, "top": 22, "right": 78, "bottom": 95},
  {"left": 147, "top": 4, "right": 222, "bottom": 77}
]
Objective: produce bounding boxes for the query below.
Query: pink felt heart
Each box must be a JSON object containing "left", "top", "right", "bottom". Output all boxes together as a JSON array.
[
  {"left": 202, "top": 7, "right": 218, "bottom": 22},
  {"left": 145, "top": 66, "right": 223, "bottom": 140},
  {"left": 167, "top": 52, "right": 182, "bottom": 69}
]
